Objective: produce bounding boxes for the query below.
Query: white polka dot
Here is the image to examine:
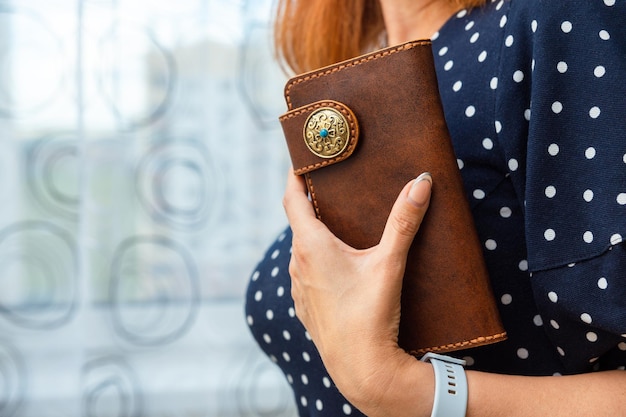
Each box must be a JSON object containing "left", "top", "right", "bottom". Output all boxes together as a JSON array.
[
  {"left": 470, "top": 32, "right": 480, "bottom": 43},
  {"left": 583, "top": 189, "right": 594, "bottom": 202},
  {"left": 465, "top": 21, "right": 475, "bottom": 31},
  {"left": 619, "top": 342, "right": 626, "bottom": 351},
  {"left": 508, "top": 158, "right": 519, "bottom": 171},
  {"left": 473, "top": 189, "right": 486, "bottom": 199},
  {"left": 457, "top": 9, "right": 468, "bottom": 18},
  {"left": 465, "top": 105, "right": 476, "bottom": 117},
  {"left": 277, "top": 286, "right": 285, "bottom": 297},
  {"left": 557, "top": 347, "right": 565, "bottom": 357},
  {"left": 531, "top": 20, "right": 538, "bottom": 32},
  {"left": 316, "top": 399, "right": 323, "bottom": 411},
  {"left": 254, "top": 290, "right": 263, "bottom": 301},
  {"left": 247, "top": 315, "right": 254, "bottom": 326},
  {"left": 617, "top": 193, "right": 626, "bottom": 205},
  {"left": 453, "top": 81, "right": 463, "bottom": 92},
  {"left": 252, "top": 270, "right": 260, "bottom": 281},
  {"left": 531, "top": 59, "right": 536, "bottom": 72},
  {"left": 278, "top": 232, "right": 287, "bottom": 241},
  {"left": 305, "top": 331, "right": 312, "bottom": 340},
  {"left": 288, "top": 307, "right": 295, "bottom": 317},
  {"left": 303, "top": 352, "right": 311, "bottom": 362},
  {"left": 586, "top": 332, "right": 598, "bottom": 342},
  {"left": 598, "top": 277, "right": 608, "bottom": 290},
  {"left": 301, "top": 374, "right": 309, "bottom": 385},
  {"left": 583, "top": 231, "right": 594, "bottom": 243},
  {"left": 550, "top": 319, "right": 560, "bottom": 329},
  {"left": 604, "top": 0, "right": 616, "bottom": 5},
  {"left": 545, "top": 186, "right": 557, "bottom": 198},
  {"left": 266, "top": 309, "right": 274, "bottom": 320},
  {"left": 495, "top": 120, "right": 502, "bottom": 133},
  {"left": 548, "top": 143, "right": 560, "bottom": 156},
  {"left": 463, "top": 356, "right": 476, "bottom": 366},
  {"left": 594, "top": 66, "right": 606, "bottom": 78},
  {"left": 263, "top": 334, "right": 271, "bottom": 344},
  {"left": 283, "top": 330, "right": 291, "bottom": 340},
  {"left": 580, "top": 313, "right": 593, "bottom": 324},
  {"left": 623, "top": 153, "right": 626, "bottom": 164},
  {"left": 517, "top": 348, "right": 529, "bottom": 359},
  {"left": 519, "top": 260, "right": 529, "bottom": 271},
  {"left": 323, "top": 376, "right": 331, "bottom": 388},
  {"left": 545, "top": 229, "right": 556, "bottom": 241},
  {"left": 585, "top": 147, "right": 596, "bottom": 159},
  {"left": 287, "top": 374, "right": 294, "bottom": 384},
  {"left": 552, "top": 101, "right": 563, "bottom": 114},
  {"left": 283, "top": 352, "right": 291, "bottom": 362},
  {"left": 271, "top": 266, "right": 280, "bottom": 277},
  {"left": 533, "top": 314, "right": 543, "bottom": 326},
  {"left": 501, "top": 294, "right": 512, "bottom": 305},
  {"left": 269, "top": 355, "right": 278, "bottom": 363},
  {"left": 457, "top": 159, "right": 465, "bottom": 169},
  {"left": 490, "top": 77, "right": 498, "bottom": 89},
  {"left": 444, "top": 60, "right": 454, "bottom": 71},
  {"left": 300, "top": 396, "right": 308, "bottom": 407},
  {"left": 271, "top": 249, "right": 280, "bottom": 259},
  {"left": 548, "top": 291, "right": 558, "bottom": 303},
  {"left": 438, "top": 46, "right": 449, "bottom": 56},
  {"left": 478, "top": 50, "right": 488, "bottom": 62},
  {"left": 505, "top": 35, "right": 514, "bottom": 47},
  {"left": 485, "top": 239, "right": 497, "bottom": 250},
  {"left": 500, "top": 15, "right": 507, "bottom": 28},
  {"left": 343, "top": 404, "right": 353, "bottom": 415},
  {"left": 431, "top": 31, "right": 440, "bottom": 41},
  {"left": 513, "top": 70, "right": 524, "bottom": 83},
  {"left": 610, "top": 234, "right": 623, "bottom": 245},
  {"left": 524, "top": 108, "right": 531, "bottom": 121},
  {"left": 589, "top": 106, "right": 601, "bottom": 119},
  {"left": 557, "top": 61, "right": 568, "bottom": 73},
  {"left": 599, "top": 30, "right": 611, "bottom": 40},
  {"left": 561, "top": 21, "right": 572, "bottom": 33},
  {"left": 500, "top": 207, "right": 512, "bottom": 218},
  {"left": 483, "top": 138, "right": 494, "bottom": 150}
]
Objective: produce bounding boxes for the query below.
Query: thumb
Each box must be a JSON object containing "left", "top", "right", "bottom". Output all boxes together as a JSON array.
[{"left": 379, "top": 172, "right": 432, "bottom": 258}]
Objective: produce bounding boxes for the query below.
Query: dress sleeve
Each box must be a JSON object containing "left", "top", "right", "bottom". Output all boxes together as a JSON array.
[{"left": 496, "top": 0, "right": 626, "bottom": 371}]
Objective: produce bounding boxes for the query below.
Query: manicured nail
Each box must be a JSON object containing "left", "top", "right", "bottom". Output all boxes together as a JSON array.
[{"left": 407, "top": 172, "right": 432, "bottom": 208}]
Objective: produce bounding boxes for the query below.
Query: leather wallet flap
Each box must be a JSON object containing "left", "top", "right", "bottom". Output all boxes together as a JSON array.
[{"left": 279, "top": 100, "right": 359, "bottom": 175}]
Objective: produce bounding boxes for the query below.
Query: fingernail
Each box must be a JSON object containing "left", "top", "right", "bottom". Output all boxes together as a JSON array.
[{"left": 407, "top": 172, "right": 432, "bottom": 207}]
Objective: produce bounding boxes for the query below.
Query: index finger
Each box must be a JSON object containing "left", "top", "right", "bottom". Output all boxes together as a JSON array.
[{"left": 283, "top": 168, "right": 323, "bottom": 235}]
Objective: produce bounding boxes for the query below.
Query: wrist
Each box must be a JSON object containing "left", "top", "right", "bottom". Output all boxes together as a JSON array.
[{"left": 334, "top": 347, "right": 434, "bottom": 417}]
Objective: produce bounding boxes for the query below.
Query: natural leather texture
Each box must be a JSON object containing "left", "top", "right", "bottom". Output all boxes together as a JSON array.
[{"left": 280, "top": 40, "right": 506, "bottom": 356}]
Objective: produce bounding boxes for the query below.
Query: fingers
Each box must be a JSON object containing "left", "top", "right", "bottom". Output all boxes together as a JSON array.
[
  {"left": 283, "top": 168, "right": 321, "bottom": 235},
  {"left": 379, "top": 172, "right": 432, "bottom": 259}
]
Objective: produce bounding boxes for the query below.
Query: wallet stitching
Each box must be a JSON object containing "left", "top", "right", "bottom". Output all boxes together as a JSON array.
[
  {"left": 280, "top": 100, "right": 359, "bottom": 175},
  {"left": 284, "top": 40, "right": 431, "bottom": 110},
  {"left": 409, "top": 331, "right": 508, "bottom": 356}
]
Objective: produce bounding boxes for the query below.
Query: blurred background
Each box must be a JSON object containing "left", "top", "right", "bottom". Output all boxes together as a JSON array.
[{"left": 0, "top": 0, "right": 295, "bottom": 416}]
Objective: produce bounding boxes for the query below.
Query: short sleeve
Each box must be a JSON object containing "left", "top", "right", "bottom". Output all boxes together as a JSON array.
[
  {"left": 497, "top": 0, "right": 626, "bottom": 272},
  {"left": 496, "top": 0, "right": 626, "bottom": 371}
]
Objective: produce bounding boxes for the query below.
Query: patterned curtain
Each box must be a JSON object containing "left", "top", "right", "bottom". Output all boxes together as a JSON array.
[{"left": 0, "top": 0, "right": 295, "bottom": 415}]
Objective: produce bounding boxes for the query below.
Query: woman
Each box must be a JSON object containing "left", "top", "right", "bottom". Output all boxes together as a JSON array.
[{"left": 246, "top": 0, "right": 626, "bottom": 415}]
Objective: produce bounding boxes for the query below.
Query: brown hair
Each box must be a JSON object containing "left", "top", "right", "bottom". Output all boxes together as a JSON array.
[{"left": 274, "top": 0, "right": 487, "bottom": 74}]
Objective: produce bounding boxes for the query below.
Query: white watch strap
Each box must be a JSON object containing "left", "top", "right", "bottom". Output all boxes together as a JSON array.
[{"left": 420, "top": 352, "right": 468, "bottom": 417}]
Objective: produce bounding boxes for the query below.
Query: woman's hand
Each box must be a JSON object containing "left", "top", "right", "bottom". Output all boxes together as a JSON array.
[{"left": 283, "top": 168, "right": 435, "bottom": 415}]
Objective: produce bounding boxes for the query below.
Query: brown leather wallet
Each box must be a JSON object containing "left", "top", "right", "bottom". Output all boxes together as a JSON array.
[{"left": 279, "top": 40, "right": 506, "bottom": 356}]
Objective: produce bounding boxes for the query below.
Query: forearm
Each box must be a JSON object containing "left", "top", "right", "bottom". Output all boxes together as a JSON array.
[
  {"left": 346, "top": 355, "right": 626, "bottom": 417},
  {"left": 467, "top": 368, "right": 626, "bottom": 417}
]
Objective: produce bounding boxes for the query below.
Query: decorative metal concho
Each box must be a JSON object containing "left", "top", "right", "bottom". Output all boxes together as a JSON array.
[{"left": 303, "top": 107, "right": 350, "bottom": 158}]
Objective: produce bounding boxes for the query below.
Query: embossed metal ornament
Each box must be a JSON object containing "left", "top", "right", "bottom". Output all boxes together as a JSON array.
[{"left": 303, "top": 107, "right": 351, "bottom": 158}]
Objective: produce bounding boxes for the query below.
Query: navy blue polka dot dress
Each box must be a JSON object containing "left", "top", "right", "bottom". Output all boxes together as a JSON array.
[{"left": 246, "top": 0, "right": 626, "bottom": 415}]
